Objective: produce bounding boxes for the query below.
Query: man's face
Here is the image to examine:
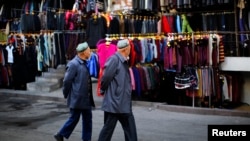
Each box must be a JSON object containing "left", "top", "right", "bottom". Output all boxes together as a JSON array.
[
  {"left": 79, "top": 47, "right": 91, "bottom": 60},
  {"left": 83, "top": 47, "right": 92, "bottom": 59}
]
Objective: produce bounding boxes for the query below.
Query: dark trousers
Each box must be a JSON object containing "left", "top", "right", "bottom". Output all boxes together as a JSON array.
[
  {"left": 98, "top": 112, "right": 137, "bottom": 141},
  {"left": 59, "top": 108, "right": 92, "bottom": 141}
]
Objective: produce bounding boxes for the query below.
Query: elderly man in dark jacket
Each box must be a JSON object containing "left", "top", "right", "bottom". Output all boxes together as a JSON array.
[
  {"left": 54, "top": 42, "right": 95, "bottom": 141},
  {"left": 98, "top": 39, "right": 138, "bottom": 141}
]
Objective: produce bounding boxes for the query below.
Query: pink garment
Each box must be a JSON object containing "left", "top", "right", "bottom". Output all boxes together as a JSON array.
[
  {"left": 157, "top": 18, "right": 162, "bottom": 35},
  {"left": 129, "top": 67, "right": 135, "bottom": 90},
  {"left": 65, "top": 11, "right": 75, "bottom": 30},
  {"left": 97, "top": 42, "right": 117, "bottom": 69}
]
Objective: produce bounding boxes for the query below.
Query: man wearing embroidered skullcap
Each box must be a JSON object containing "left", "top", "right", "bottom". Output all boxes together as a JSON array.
[
  {"left": 54, "top": 41, "right": 95, "bottom": 141},
  {"left": 98, "top": 39, "right": 138, "bottom": 141}
]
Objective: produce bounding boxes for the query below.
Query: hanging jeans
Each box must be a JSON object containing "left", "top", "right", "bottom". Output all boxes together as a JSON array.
[{"left": 57, "top": 12, "right": 65, "bottom": 30}]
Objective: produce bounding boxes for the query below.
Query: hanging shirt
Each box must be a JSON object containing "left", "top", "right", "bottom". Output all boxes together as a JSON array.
[{"left": 6, "top": 45, "right": 14, "bottom": 63}]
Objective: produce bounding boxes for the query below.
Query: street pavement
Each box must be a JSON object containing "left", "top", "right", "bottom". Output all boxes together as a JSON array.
[{"left": 0, "top": 83, "right": 250, "bottom": 141}]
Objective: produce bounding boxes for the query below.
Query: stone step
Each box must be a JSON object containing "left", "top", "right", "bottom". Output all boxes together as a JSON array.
[
  {"left": 26, "top": 81, "right": 61, "bottom": 92},
  {"left": 26, "top": 64, "right": 99, "bottom": 92},
  {"left": 47, "top": 67, "right": 66, "bottom": 73},
  {"left": 49, "top": 64, "right": 66, "bottom": 70},
  {"left": 35, "top": 75, "right": 64, "bottom": 84},
  {"left": 42, "top": 71, "right": 65, "bottom": 78},
  {"left": 26, "top": 65, "right": 66, "bottom": 92}
]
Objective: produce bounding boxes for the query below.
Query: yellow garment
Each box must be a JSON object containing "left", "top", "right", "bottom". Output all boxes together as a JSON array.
[
  {"left": 5, "top": 21, "right": 9, "bottom": 35},
  {"left": 101, "top": 13, "right": 111, "bottom": 27},
  {"left": 197, "top": 68, "right": 203, "bottom": 98},
  {"left": 0, "top": 31, "right": 7, "bottom": 42}
]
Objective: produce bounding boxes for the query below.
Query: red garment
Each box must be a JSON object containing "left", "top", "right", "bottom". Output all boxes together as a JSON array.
[
  {"left": 137, "top": 67, "right": 147, "bottom": 91},
  {"left": 128, "top": 39, "right": 137, "bottom": 66},
  {"left": 186, "top": 89, "right": 199, "bottom": 97},
  {"left": 0, "top": 48, "right": 3, "bottom": 63},
  {"left": 155, "top": 39, "right": 161, "bottom": 61},
  {"left": 232, "top": 74, "right": 241, "bottom": 103},
  {"left": 96, "top": 68, "right": 104, "bottom": 97},
  {"left": 161, "top": 15, "right": 171, "bottom": 33},
  {"left": 163, "top": 45, "right": 170, "bottom": 70},
  {"left": 65, "top": 11, "right": 76, "bottom": 30},
  {"left": 1, "top": 66, "right": 9, "bottom": 86},
  {"left": 8, "top": 36, "right": 15, "bottom": 44}
]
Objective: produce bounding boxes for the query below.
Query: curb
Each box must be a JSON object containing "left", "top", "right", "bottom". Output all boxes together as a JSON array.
[{"left": 1, "top": 90, "right": 250, "bottom": 118}]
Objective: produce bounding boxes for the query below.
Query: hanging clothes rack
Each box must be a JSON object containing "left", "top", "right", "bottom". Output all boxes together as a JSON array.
[
  {"left": 164, "top": 31, "right": 224, "bottom": 108},
  {"left": 11, "top": 8, "right": 40, "bottom": 14}
]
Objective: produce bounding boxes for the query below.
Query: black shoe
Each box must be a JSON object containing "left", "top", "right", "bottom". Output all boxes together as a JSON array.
[{"left": 54, "top": 133, "right": 64, "bottom": 141}]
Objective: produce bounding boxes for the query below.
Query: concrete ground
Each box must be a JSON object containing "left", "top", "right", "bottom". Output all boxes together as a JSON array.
[{"left": 0, "top": 83, "right": 250, "bottom": 141}]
